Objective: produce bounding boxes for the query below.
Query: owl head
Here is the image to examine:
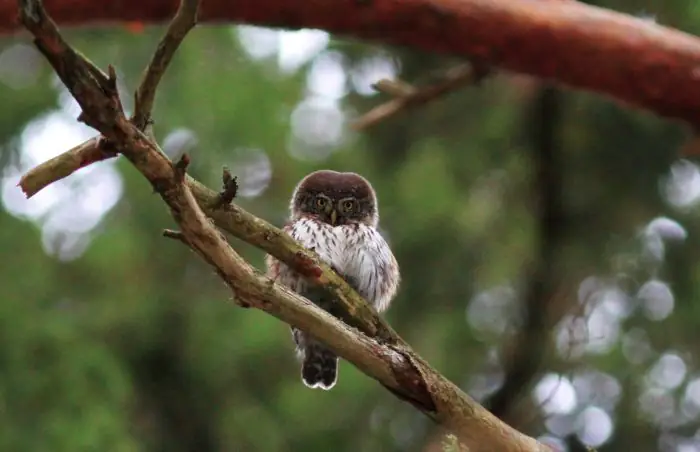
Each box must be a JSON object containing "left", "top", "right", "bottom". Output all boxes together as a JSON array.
[{"left": 290, "top": 170, "right": 378, "bottom": 227}]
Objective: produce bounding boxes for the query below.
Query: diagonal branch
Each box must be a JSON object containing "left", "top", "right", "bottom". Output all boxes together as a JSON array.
[{"left": 16, "top": 0, "right": 551, "bottom": 450}]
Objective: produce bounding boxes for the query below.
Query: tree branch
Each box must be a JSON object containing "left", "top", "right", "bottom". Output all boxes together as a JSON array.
[
  {"left": 132, "top": 0, "right": 199, "bottom": 130},
  {"left": 17, "top": 137, "right": 115, "bottom": 197},
  {"left": 18, "top": 0, "right": 198, "bottom": 197},
  {"left": 353, "top": 63, "right": 490, "bottom": 130},
  {"left": 15, "top": 0, "right": 551, "bottom": 449},
  {"left": 3, "top": 0, "right": 700, "bottom": 126}
]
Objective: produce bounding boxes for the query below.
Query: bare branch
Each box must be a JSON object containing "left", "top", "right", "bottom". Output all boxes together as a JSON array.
[
  {"left": 162, "top": 228, "right": 188, "bottom": 244},
  {"left": 17, "top": 137, "right": 116, "bottom": 197},
  {"left": 132, "top": 0, "right": 199, "bottom": 129},
  {"left": 353, "top": 63, "right": 489, "bottom": 130},
  {"left": 214, "top": 166, "right": 238, "bottom": 208},
  {"left": 17, "top": 0, "right": 199, "bottom": 198}
]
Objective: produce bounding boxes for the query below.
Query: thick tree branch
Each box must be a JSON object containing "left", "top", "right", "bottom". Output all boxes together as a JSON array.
[
  {"left": 3, "top": 0, "right": 700, "bottom": 126},
  {"left": 16, "top": 0, "right": 551, "bottom": 449}
]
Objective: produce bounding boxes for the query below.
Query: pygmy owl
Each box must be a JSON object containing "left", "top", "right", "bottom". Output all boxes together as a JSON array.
[{"left": 265, "top": 170, "right": 400, "bottom": 390}]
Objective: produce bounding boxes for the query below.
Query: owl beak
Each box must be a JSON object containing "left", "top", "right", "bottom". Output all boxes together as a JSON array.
[{"left": 329, "top": 209, "right": 338, "bottom": 226}]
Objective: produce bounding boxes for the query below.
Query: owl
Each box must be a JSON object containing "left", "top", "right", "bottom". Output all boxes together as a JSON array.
[{"left": 265, "top": 170, "right": 400, "bottom": 390}]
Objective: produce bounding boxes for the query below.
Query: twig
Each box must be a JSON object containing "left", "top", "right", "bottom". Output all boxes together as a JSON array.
[
  {"left": 163, "top": 228, "right": 188, "bottom": 244},
  {"left": 214, "top": 166, "right": 238, "bottom": 208},
  {"left": 174, "top": 153, "right": 190, "bottom": 182},
  {"left": 373, "top": 79, "right": 416, "bottom": 97},
  {"left": 17, "top": 137, "right": 116, "bottom": 197},
  {"left": 16, "top": 0, "right": 550, "bottom": 449},
  {"left": 132, "top": 0, "right": 199, "bottom": 129},
  {"left": 353, "top": 63, "right": 491, "bottom": 130}
]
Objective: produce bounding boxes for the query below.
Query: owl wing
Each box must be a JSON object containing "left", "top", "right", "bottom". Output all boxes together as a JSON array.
[{"left": 340, "top": 223, "right": 400, "bottom": 313}]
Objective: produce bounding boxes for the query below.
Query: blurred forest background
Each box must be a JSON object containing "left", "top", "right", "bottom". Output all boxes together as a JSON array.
[{"left": 2, "top": 0, "right": 699, "bottom": 451}]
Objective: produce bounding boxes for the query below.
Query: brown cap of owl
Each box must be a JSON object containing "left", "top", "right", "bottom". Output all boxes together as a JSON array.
[{"left": 290, "top": 170, "right": 378, "bottom": 227}]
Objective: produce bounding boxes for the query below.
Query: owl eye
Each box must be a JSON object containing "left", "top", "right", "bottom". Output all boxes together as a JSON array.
[
  {"left": 315, "top": 197, "right": 327, "bottom": 208},
  {"left": 341, "top": 200, "right": 354, "bottom": 212}
]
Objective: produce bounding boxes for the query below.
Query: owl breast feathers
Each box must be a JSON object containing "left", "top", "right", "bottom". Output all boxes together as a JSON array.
[
  {"left": 268, "top": 217, "right": 399, "bottom": 313},
  {"left": 265, "top": 170, "right": 400, "bottom": 390}
]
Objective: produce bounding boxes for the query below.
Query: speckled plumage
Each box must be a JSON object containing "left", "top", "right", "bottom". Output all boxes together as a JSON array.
[{"left": 265, "top": 170, "right": 400, "bottom": 390}]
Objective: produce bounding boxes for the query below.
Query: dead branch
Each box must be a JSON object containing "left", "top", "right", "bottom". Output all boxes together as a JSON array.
[
  {"left": 132, "top": 0, "right": 199, "bottom": 129},
  {"left": 15, "top": 0, "right": 550, "bottom": 449},
  {"left": 17, "top": 137, "right": 115, "bottom": 197}
]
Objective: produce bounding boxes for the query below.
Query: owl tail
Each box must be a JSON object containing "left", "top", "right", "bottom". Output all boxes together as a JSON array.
[{"left": 301, "top": 344, "right": 338, "bottom": 390}]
